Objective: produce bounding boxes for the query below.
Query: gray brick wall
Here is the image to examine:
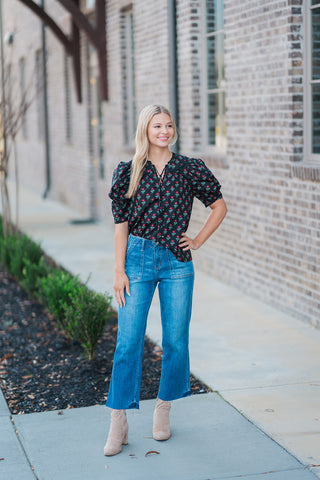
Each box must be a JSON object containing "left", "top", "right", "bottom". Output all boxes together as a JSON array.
[
  {"left": 1, "top": 0, "right": 319, "bottom": 326},
  {"left": 191, "top": 0, "right": 320, "bottom": 326}
]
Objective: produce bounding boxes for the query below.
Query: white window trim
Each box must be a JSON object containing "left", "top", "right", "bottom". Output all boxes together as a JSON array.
[
  {"left": 304, "top": 0, "right": 320, "bottom": 163},
  {"left": 200, "top": 0, "right": 226, "bottom": 156},
  {"left": 121, "top": 7, "right": 136, "bottom": 147}
]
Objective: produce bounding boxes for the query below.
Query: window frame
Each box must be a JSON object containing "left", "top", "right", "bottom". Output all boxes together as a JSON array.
[
  {"left": 64, "top": 53, "right": 72, "bottom": 144},
  {"left": 120, "top": 6, "right": 136, "bottom": 147},
  {"left": 200, "top": 0, "right": 226, "bottom": 156},
  {"left": 304, "top": 1, "right": 320, "bottom": 163}
]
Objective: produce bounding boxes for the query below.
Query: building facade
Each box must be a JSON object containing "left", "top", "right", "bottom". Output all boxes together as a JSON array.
[{"left": 1, "top": 0, "right": 319, "bottom": 326}]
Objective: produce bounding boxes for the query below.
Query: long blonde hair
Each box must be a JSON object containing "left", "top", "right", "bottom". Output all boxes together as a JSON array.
[{"left": 126, "top": 104, "right": 178, "bottom": 199}]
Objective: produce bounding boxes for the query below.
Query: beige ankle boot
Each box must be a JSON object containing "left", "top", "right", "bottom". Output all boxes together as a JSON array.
[
  {"left": 104, "top": 409, "right": 128, "bottom": 456},
  {"left": 153, "top": 398, "right": 171, "bottom": 441}
]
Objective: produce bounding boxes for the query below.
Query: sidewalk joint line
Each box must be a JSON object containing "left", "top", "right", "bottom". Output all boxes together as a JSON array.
[
  {"left": 218, "top": 380, "right": 320, "bottom": 392},
  {"left": 215, "top": 391, "right": 317, "bottom": 476},
  {"left": 10, "top": 415, "right": 39, "bottom": 480}
]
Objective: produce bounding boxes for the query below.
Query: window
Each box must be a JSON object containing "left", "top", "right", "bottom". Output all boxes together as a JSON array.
[
  {"left": 64, "top": 54, "right": 72, "bottom": 143},
  {"left": 202, "top": 0, "right": 226, "bottom": 152},
  {"left": 121, "top": 7, "right": 136, "bottom": 145},
  {"left": 85, "top": 39, "right": 105, "bottom": 179},
  {"left": 19, "top": 57, "right": 28, "bottom": 139},
  {"left": 35, "top": 49, "right": 45, "bottom": 141},
  {"left": 85, "top": 0, "right": 95, "bottom": 9},
  {"left": 305, "top": 1, "right": 320, "bottom": 160}
]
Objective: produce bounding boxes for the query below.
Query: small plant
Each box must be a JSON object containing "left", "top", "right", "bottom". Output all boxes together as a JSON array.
[
  {"left": 11, "top": 234, "right": 43, "bottom": 281},
  {"left": 63, "top": 289, "right": 113, "bottom": 360},
  {"left": 36, "top": 270, "right": 84, "bottom": 330},
  {"left": 0, "top": 230, "right": 43, "bottom": 279},
  {"left": 0, "top": 215, "right": 113, "bottom": 360},
  {"left": 21, "top": 256, "right": 50, "bottom": 296}
]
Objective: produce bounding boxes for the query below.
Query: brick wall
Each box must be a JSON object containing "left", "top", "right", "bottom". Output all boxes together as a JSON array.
[
  {"left": 190, "top": 0, "right": 320, "bottom": 326},
  {"left": 1, "top": 0, "right": 319, "bottom": 326}
]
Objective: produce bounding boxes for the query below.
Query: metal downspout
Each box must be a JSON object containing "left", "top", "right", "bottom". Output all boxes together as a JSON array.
[
  {"left": 168, "top": 0, "right": 180, "bottom": 154},
  {"left": 41, "top": 0, "right": 51, "bottom": 199}
]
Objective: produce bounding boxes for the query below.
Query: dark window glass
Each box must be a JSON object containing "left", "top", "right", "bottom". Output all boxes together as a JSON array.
[
  {"left": 312, "top": 83, "right": 320, "bottom": 153},
  {"left": 312, "top": 7, "right": 320, "bottom": 80},
  {"left": 205, "top": 0, "right": 226, "bottom": 149}
]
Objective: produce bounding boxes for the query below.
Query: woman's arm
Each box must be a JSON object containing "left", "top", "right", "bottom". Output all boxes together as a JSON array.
[
  {"left": 179, "top": 198, "right": 227, "bottom": 251},
  {"left": 113, "top": 222, "right": 130, "bottom": 307}
]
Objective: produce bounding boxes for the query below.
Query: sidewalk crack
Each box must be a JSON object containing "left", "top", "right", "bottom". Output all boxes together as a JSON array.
[{"left": 10, "top": 415, "right": 39, "bottom": 480}]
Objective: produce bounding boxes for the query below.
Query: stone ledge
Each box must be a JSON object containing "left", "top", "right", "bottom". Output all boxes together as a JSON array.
[{"left": 291, "top": 163, "right": 320, "bottom": 182}]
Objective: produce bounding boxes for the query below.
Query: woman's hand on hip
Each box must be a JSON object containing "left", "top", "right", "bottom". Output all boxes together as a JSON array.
[
  {"left": 113, "top": 271, "right": 130, "bottom": 307},
  {"left": 179, "top": 232, "right": 200, "bottom": 251}
]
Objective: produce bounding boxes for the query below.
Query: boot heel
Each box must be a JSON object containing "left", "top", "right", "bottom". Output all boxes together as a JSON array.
[
  {"left": 123, "top": 426, "right": 129, "bottom": 445},
  {"left": 153, "top": 399, "right": 171, "bottom": 441},
  {"left": 104, "top": 410, "right": 129, "bottom": 456}
]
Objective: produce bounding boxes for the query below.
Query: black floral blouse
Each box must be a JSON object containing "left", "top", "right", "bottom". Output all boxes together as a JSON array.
[{"left": 109, "top": 153, "right": 222, "bottom": 262}]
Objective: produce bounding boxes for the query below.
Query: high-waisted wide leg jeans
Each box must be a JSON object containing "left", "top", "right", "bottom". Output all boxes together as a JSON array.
[{"left": 106, "top": 234, "right": 194, "bottom": 409}]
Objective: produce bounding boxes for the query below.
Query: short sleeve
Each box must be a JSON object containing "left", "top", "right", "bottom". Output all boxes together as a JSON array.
[
  {"left": 182, "top": 158, "right": 222, "bottom": 207},
  {"left": 108, "top": 161, "right": 132, "bottom": 223}
]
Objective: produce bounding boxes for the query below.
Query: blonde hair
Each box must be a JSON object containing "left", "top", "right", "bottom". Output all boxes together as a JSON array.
[{"left": 126, "top": 104, "right": 178, "bottom": 199}]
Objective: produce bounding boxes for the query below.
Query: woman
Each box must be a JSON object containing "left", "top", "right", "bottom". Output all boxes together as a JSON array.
[{"left": 104, "top": 104, "right": 227, "bottom": 456}]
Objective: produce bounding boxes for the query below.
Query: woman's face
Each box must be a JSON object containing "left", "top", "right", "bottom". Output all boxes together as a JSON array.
[{"left": 147, "top": 113, "right": 175, "bottom": 149}]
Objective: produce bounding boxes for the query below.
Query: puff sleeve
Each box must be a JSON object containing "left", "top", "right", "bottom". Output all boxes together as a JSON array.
[
  {"left": 108, "top": 161, "right": 132, "bottom": 223},
  {"left": 182, "top": 157, "right": 222, "bottom": 207}
]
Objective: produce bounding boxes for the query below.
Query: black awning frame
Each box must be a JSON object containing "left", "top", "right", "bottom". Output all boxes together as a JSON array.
[{"left": 16, "top": 0, "right": 107, "bottom": 102}]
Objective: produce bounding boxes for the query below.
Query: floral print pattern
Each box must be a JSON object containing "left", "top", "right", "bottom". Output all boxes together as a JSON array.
[{"left": 109, "top": 153, "right": 222, "bottom": 262}]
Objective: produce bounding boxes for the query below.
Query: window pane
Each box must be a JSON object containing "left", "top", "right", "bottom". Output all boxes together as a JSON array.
[
  {"left": 312, "top": 83, "right": 320, "bottom": 153},
  {"left": 206, "top": 0, "right": 225, "bottom": 150},
  {"left": 208, "top": 93, "right": 217, "bottom": 145},
  {"left": 207, "top": 35, "right": 216, "bottom": 90},
  {"left": 207, "top": 33, "right": 224, "bottom": 90},
  {"left": 216, "top": 91, "right": 227, "bottom": 149},
  {"left": 64, "top": 54, "right": 72, "bottom": 142},
  {"left": 312, "top": 0, "right": 320, "bottom": 6},
  {"left": 219, "top": 0, "right": 224, "bottom": 30},
  {"left": 121, "top": 10, "right": 135, "bottom": 145},
  {"left": 86, "top": 0, "right": 95, "bottom": 8},
  {"left": 217, "top": 32, "right": 224, "bottom": 87},
  {"left": 206, "top": 0, "right": 223, "bottom": 33},
  {"left": 206, "top": 0, "right": 216, "bottom": 33},
  {"left": 312, "top": 7, "right": 320, "bottom": 79}
]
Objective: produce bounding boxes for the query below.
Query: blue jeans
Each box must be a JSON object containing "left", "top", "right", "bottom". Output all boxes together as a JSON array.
[{"left": 106, "top": 235, "right": 194, "bottom": 409}]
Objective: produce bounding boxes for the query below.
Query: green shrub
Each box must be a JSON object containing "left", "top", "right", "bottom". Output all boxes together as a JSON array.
[
  {"left": 36, "top": 270, "right": 84, "bottom": 330},
  {"left": 0, "top": 217, "right": 113, "bottom": 361},
  {"left": 63, "top": 289, "right": 113, "bottom": 360},
  {"left": 11, "top": 235, "right": 43, "bottom": 281},
  {"left": 0, "top": 231, "right": 44, "bottom": 282},
  {"left": 0, "top": 234, "right": 11, "bottom": 270},
  {"left": 21, "top": 256, "right": 50, "bottom": 296}
]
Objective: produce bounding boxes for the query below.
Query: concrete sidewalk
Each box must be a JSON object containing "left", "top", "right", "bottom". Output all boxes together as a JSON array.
[{"left": 1, "top": 182, "right": 320, "bottom": 480}]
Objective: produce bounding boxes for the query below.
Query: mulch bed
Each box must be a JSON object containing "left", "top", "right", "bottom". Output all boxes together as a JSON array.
[{"left": 0, "top": 265, "right": 211, "bottom": 415}]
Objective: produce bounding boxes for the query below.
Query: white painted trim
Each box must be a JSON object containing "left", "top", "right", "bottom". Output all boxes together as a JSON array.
[
  {"left": 200, "top": 0, "right": 226, "bottom": 156},
  {"left": 304, "top": 0, "right": 320, "bottom": 162}
]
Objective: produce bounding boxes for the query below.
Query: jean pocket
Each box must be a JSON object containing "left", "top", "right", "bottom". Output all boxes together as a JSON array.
[
  {"left": 125, "top": 240, "right": 144, "bottom": 280},
  {"left": 126, "top": 235, "right": 140, "bottom": 255},
  {"left": 167, "top": 250, "right": 194, "bottom": 279}
]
